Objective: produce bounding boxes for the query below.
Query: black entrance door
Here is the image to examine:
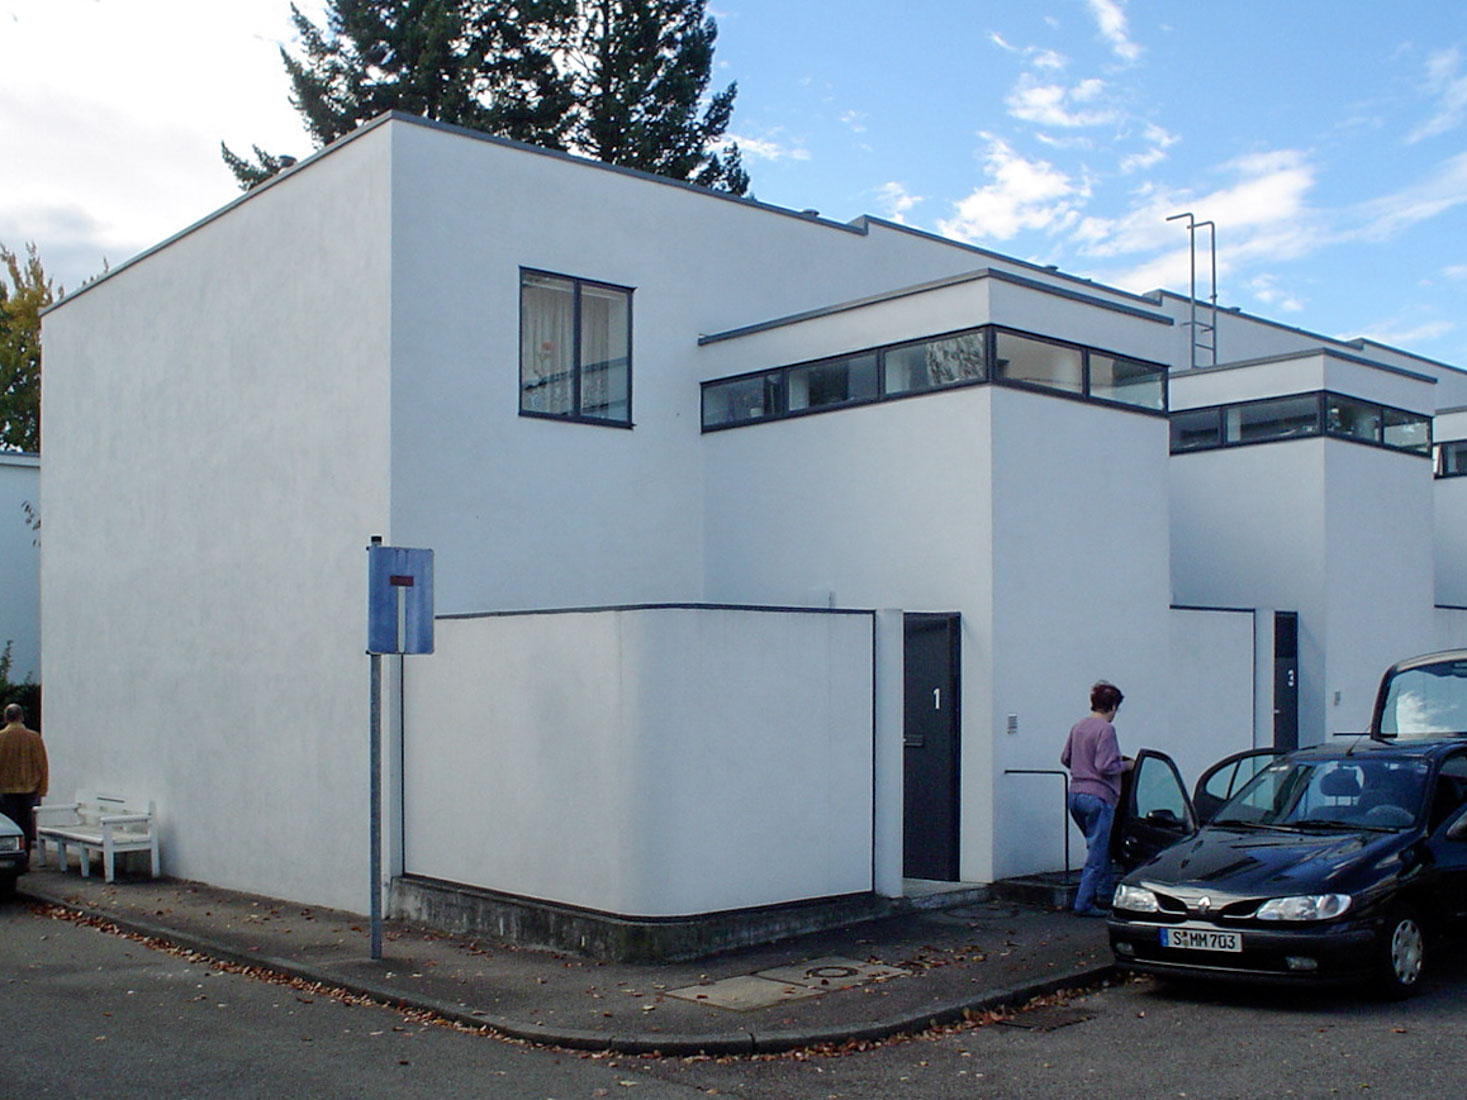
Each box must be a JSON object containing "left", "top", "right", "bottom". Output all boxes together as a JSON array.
[
  {"left": 1274, "top": 611, "right": 1299, "bottom": 751},
  {"left": 903, "top": 613, "right": 960, "bottom": 881}
]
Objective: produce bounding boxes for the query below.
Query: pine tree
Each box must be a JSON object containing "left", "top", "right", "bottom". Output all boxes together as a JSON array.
[
  {"left": 0, "top": 243, "right": 54, "bottom": 454},
  {"left": 223, "top": 0, "right": 575, "bottom": 187},
  {"left": 222, "top": 0, "right": 747, "bottom": 195},
  {"left": 562, "top": 0, "right": 746, "bottom": 194}
]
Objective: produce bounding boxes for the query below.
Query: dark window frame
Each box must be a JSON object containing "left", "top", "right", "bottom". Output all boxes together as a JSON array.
[
  {"left": 519, "top": 267, "right": 635, "bottom": 428},
  {"left": 700, "top": 324, "right": 1169, "bottom": 432}
]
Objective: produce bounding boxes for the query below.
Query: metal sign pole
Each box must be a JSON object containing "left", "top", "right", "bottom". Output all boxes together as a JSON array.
[
  {"left": 369, "top": 535, "right": 384, "bottom": 961},
  {"left": 365, "top": 536, "right": 433, "bottom": 963},
  {"left": 369, "top": 645, "right": 383, "bottom": 960}
]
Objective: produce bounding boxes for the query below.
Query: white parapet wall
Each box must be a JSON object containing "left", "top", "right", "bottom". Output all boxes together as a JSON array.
[{"left": 401, "top": 604, "right": 877, "bottom": 917}]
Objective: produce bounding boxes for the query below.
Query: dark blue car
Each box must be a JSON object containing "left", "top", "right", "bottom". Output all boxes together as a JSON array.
[{"left": 1108, "top": 650, "right": 1467, "bottom": 998}]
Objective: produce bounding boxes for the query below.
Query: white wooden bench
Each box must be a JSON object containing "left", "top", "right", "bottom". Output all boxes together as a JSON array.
[{"left": 36, "top": 793, "right": 160, "bottom": 883}]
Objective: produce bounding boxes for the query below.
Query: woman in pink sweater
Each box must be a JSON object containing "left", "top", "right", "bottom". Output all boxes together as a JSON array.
[{"left": 1060, "top": 681, "right": 1129, "bottom": 916}]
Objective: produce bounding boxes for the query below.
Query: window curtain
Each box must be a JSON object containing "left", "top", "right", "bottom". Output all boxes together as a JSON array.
[{"left": 521, "top": 275, "right": 576, "bottom": 415}]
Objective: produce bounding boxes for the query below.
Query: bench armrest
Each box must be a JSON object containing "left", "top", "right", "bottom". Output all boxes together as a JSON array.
[{"left": 35, "top": 803, "right": 80, "bottom": 819}]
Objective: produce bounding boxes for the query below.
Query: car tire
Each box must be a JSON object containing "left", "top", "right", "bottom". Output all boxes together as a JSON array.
[{"left": 1375, "top": 907, "right": 1426, "bottom": 999}]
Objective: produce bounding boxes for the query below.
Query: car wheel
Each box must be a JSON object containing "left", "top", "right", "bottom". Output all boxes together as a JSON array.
[{"left": 1376, "top": 908, "right": 1426, "bottom": 999}]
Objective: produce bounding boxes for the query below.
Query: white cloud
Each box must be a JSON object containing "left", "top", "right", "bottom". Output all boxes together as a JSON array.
[
  {"left": 1445, "top": 264, "right": 1467, "bottom": 280},
  {"left": 1085, "top": 0, "right": 1142, "bottom": 64},
  {"left": 1119, "top": 123, "right": 1179, "bottom": 174},
  {"left": 840, "top": 110, "right": 867, "bottom": 135},
  {"left": 1006, "top": 74, "right": 1118, "bottom": 128},
  {"left": 938, "top": 137, "right": 1088, "bottom": 242},
  {"left": 876, "top": 181, "right": 923, "bottom": 224},
  {"left": 1357, "top": 317, "right": 1456, "bottom": 347},
  {"left": 1407, "top": 47, "right": 1467, "bottom": 143},
  {"left": 1246, "top": 274, "right": 1304, "bottom": 313},
  {"left": 726, "top": 133, "right": 811, "bottom": 163},
  {"left": 1349, "top": 151, "right": 1467, "bottom": 241}
]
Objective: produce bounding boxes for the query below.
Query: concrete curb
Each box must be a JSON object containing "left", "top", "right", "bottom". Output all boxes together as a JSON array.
[{"left": 19, "top": 883, "right": 1117, "bottom": 1055}]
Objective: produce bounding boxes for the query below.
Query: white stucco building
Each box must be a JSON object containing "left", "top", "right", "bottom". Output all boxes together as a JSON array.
[{"left": 38, "top": 113, "right": 1467, "bottom": 946}]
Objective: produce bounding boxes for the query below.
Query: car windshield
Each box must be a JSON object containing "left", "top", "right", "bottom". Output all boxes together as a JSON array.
[
  {"left": 1211, "top": 756, "right": 1429, "bottom": 831},
  {"left": 1378, "top": 657, "right": 1467, "bottom": 738}
]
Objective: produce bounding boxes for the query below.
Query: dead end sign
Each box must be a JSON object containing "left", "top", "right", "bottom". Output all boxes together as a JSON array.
[{"left": 367, "top": 545, "right": 434, "bottom": 654}]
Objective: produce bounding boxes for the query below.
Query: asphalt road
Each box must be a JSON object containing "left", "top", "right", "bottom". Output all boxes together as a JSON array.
[
  {"left": 0, "top": 902, "right": 706, "bottom": 1099},
  {"left": 9, "top": 897, "right": 1467, "bottom": 1100}
]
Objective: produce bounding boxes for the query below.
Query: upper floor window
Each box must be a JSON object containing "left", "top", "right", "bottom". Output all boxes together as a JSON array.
[
  {"left": 701, "top": 325, "right": 1165, "bottom": 431},
  {"left": 1438, "top": 440, "right": 1467, "bottom": 478},
  {"left": 520, "top": 270, "right": 632, "bottom": 426},
  {"left": 1171, "top": 391, "right": 1431, "bottom": 456}
]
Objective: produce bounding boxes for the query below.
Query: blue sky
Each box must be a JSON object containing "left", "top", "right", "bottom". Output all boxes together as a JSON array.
[{"left": 5, "top": 0, "right": 1467, "bottom": 365}]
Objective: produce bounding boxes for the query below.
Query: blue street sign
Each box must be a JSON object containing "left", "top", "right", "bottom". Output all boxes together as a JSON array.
[{"left": 367, "top": 545, "right": 434, "bottom": 654}]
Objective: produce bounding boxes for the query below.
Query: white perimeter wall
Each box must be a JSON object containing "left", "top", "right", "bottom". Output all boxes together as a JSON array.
[
  {"left": 0, "top": 455, "right": 39, "bottom": 682},
  {"left": 401, "top": 607, "right": 875, "bottom": 916},
  {"left": 40, "top": 131, "right": 395, "bottom": 911}
]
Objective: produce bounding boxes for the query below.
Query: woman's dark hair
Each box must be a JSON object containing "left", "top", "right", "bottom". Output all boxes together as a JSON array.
[{"left": 1090, "top": 681, "right": 1124, "bottom": 713}]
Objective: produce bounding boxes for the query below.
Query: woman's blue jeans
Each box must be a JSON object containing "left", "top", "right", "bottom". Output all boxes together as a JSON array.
[{"left": 1068, "top": 791, "right": 1117, "bottom": 912}]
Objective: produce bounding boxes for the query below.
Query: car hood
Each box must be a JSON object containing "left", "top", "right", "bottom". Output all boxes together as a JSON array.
[{"left": 1131, "top": 824, "right": 1408, "bottom": 898}]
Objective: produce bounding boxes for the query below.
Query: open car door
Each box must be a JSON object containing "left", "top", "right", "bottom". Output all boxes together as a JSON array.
[
  {"left": 1111, "top": 749, "right": 1198, "bottom": 872},
  {"left": 1192, "top": 748, "right": 1284, "bottom": 824}
]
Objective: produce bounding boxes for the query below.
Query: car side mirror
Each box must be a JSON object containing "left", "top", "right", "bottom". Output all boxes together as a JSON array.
[
  {"left": 1448, "top": 815, "right": 1467, "bottom": 843},
  {"left": 1145, "top": 808, "right": 1183, "bottom": 828}
]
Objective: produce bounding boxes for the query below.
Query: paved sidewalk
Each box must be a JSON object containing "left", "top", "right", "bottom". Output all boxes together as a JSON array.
[{"left": 14, "top": 863, "right": 1115, "bottom": 1055}]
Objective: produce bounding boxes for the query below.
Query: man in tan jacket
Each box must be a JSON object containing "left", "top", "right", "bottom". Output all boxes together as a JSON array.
[{"left": 0, "top": 703, "right": 47, "bottom": 857}]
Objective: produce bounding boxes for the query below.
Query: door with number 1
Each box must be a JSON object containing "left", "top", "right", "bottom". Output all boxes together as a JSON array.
[{"left": 903, "top": 613, "right": 960, "bottom": 881}]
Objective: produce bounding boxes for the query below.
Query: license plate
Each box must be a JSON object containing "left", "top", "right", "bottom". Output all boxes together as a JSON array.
[{"left": 1161, "top": 928, "right": 1241, "bottom": 952}]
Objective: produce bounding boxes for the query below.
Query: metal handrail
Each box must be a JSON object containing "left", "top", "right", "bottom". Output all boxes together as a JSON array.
[{"left": 1003, "top": 768, "right": 1071, "bottom": 879}]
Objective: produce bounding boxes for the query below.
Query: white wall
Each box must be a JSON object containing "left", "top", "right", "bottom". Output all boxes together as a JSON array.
[
  {"left": 1165, "top": 607, "right": 1258, "bottom": 783},
  {"left": 988, "top": 388, "right": 1173, "bottom": 879},
  {"left": 381, "top": 121, "right": 995, "bottom": 616},
  {"left": 0, "top": 454, "right": 39, "bottom": 683},
  {"left": 401, "top": 606, "right": 874, "bottom": 916},
  {"left": 40, "top": 129, "right": 396, "bottom": 911},
  {"left": 1436, "top": 409, "right": 1467, "bottom": 608}
]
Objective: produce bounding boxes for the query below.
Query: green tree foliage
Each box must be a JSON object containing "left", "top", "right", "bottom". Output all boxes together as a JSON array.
[
  {"left": 0, "top": 243, "right": 54, "bottom": 454},
  {"left": 223, "top": 0, "right": 746, "bottom": 194},
  {"left": 562, "top": 0, "right": 746, "bottom": 194}
]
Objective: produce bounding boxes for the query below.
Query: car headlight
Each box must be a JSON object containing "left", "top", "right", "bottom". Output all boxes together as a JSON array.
[
  {"left": 1114, "top": 884, "right": 1161, "bottom": 913},
  {"left": 1256, "top": 894, "right": 1352, "bottom": 921},
  {"left": 0, "top": 835, "right": 20, "bottom": 853}
]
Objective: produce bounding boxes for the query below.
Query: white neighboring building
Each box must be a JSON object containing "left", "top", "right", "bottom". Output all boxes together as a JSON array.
[
  {"left": 0, "top": 452, "right": 40, "bottom": 684},
  {"left": 38, "top": 113, "right": 1467, "bottom": 936}
]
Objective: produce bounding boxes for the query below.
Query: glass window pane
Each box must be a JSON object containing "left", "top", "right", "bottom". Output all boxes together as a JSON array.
[
  {"left": 1326, "top": 395, "right": 1382, "bottom": 444},
  {"left": 787, "top": 354, "right": 879, "bottom": 412},
  {"left": 885, "top": 330, "right": 987, "bottom": 395},
  {"left": 579, "top": 283, "right": 631, "bottom": 422},
  {"left": 1225, "top": 396, "right": 1320, "bottom": 443},
  {"left": 1383, "top": 408, "right": 1431, "bottom": 453},
  {"left": 1090, "top": 354, "right": 1165, "bottom": 411},
  {"left": 1439, "top": 440, "right": 1467, "bottom": 476},
  {"left": 994, "top": 332, "right": 1083, "bottom": 395},
  {"left": 520, "top": 273, "right": 576, "bottom": 416},
  {"left": 703, "top": 374, "right": 780, "bottom": 427},
  {"left": 1170, "top": 408, "right": 1221, "bottom": 451}
]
